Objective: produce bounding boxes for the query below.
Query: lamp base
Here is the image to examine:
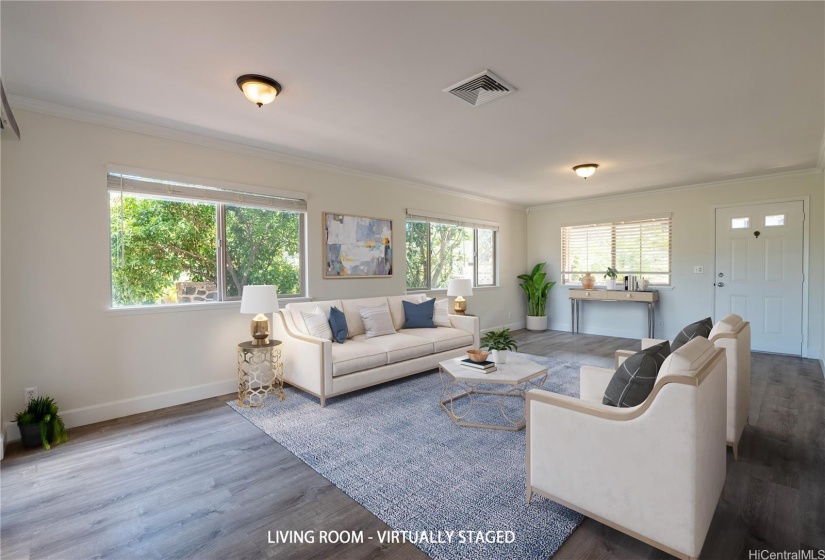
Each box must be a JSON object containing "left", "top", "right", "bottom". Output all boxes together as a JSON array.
[
  {"left": 453, "top": 296, "right": 467, "bottom": 316},
  {"left": 250, "top": 315, "right": 271, "bottom": 346}
]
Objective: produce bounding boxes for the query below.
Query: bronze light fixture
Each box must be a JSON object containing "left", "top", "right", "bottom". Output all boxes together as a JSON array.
[
  {"left": 573, "top": 163, "right": 599, "bottom": 179},
  {"left": 237, "top": 74, "right": 282, "bottom": 107}
]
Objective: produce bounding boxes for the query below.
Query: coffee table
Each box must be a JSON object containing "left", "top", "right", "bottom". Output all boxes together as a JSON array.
[{"left": 438, "top": 355, "right": 548, "bottom": 431}]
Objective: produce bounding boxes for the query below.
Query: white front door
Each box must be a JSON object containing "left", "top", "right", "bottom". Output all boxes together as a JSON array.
[{"left": 715, "top": 201, "right": 804, "bottom": 355}]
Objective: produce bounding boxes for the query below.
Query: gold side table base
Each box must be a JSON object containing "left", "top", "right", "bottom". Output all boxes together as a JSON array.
[{"left": 237, "top": 340, "right": 285, "bottom": 408}]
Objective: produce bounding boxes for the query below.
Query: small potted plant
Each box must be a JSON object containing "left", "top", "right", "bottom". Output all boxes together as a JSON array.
[
  {"left": 480, "top": 328, "right": 519, "bottom": 364},
  {"left": 518, "top": 263, "right": 556, "bottom": 331},
  {"left": 14, "top": 396, "right": 68, "bottom": 450},
  {"left": 604, "top": 267, "right": 618, "bottom": 290}
]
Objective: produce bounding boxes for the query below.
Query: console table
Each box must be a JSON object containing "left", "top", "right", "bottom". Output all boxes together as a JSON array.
[{"left": 569, "top": 289, "right": 659, "bottom": 338}]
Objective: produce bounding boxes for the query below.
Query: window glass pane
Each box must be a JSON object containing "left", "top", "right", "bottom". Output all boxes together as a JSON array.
[
  {"left": 224, "top": 206, "right": 302, "bottom": 298},
  {"left": 731, "top": 217, "right": 750, "bottom": 229},
  {"left": 405, "top": 221, "right": 429, "bottom": 289},
  {"left": 477, "top": 229, "right": 495, "bottom": 286},
  {"left": 110, "top": 192, "right": 217, "bottom": 306},
  {"left": 765, "top": 214, "right": 785, "bottom": 227},
  {"left": 429, "top": 223, "right": 473, "bottom": 289}
]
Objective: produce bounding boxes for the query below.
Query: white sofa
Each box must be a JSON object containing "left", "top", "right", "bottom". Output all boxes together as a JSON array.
[
  {"left": 614, "top": 314, "right": 751, "bottom": 459},
  {"left": 271, "top": 295, "right": 480, "bottom": 406},
  {"left": 527, "top": 337, "right": 728, "bottom": 560}
]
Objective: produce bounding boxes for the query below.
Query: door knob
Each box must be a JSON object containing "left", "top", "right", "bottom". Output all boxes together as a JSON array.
[{"left": 717, "top": 282, "right": 725, "bottom": 287}]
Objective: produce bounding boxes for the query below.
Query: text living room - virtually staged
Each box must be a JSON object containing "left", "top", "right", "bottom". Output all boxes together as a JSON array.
[{"left": 0, "top": 2, "right": 824, "bottom": 560}]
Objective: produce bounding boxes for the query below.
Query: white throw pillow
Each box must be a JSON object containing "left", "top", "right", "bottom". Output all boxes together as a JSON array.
[
  {"left": 301, "top": 306, "right": 333, "bottom": 341},
  {"left": 358, "top": 303, "right": 396, "bottom": 338},
  {"left": 432, "top": 298, "right": 451, "bottom": 327}
]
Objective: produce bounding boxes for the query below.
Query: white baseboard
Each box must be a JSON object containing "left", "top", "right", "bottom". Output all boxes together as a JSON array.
[
  {"left": 3, "top": 379, "right": 236, "bottom": 445},
  {"left": 482, "top": 321, "right": 526, "bottom": 334}
]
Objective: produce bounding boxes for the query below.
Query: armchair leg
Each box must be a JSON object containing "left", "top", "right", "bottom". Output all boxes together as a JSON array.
[
  {"left": 732, "top": 442, "right": 739, "bottom": 461},
  {"left": 526, "top": 487, "right": 533, "bottom": 504},
  {"left": 320, "top": 395, "right": 326, "bottom": 408}
]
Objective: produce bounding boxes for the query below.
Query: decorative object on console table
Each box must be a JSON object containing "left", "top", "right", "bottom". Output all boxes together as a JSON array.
[
  {"left": 237, "top": 340, "right": 285, "bottom": 407},
  {"left": 581, "top": 272, "right": 595, "bottom": 290},
  {"left": 518, "top": 262, "right": 555, "bottom": 331},
  {"left": 480, "top": 327, "right": 518, "bottom": 364},
  {"left": 240, "top": 285, "right": 279, "bottom": 346},
  {"left": 604, "top": 267, "right": 618, "bottom": 290},
  {"left": 323, "top": 212, "right": 393, "bottom": 278},
  {"left": 447, "top": 278, "right": 473, "bottom": 315}
]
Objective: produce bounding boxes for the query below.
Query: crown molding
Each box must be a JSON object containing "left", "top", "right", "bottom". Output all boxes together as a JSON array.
[
  {"left": 526, "top": 168, "right": 822, "bottom": 212},
  {"left": 8, "top": 95, "right": 525, "bottom": 211}
]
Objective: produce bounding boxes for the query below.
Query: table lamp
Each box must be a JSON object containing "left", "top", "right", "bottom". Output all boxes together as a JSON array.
[
  {"left": 447, "top": 278, "right": 473, "bottom": 315},
  {"left": 240, "top": 285, "right": 279, "bottom": 346}
]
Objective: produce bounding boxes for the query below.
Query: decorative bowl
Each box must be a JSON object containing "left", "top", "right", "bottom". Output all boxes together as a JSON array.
[{"left": 467, "top": 349, "right": 490, "bottom": 362}]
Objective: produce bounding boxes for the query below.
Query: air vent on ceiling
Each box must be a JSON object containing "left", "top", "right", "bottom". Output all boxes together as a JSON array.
[{"left": 443, "top": 70, "right": 515, "bottom": 107}]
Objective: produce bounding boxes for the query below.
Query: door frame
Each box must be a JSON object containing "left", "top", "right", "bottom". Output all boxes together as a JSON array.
[{"left": 712, "top": 195, "right": 810, "bottom": 357}]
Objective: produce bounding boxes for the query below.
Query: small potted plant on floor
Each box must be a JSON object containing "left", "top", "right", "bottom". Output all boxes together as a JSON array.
[
  {"left": 604, "top": 267, "right": 618, "bottom": 290},
  {"left": 518, "top": 262, "right": 555, "bottom": 331},
  {"left": 14, "top": 396, "right": 68, "bottom": 450},
  {"left": 481, "top": 328, "right": 518, "bottom": 364}
]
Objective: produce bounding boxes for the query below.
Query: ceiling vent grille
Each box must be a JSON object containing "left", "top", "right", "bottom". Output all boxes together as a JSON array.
[{"left": 443, "top": 70, "right": 515, "bottom": 107}]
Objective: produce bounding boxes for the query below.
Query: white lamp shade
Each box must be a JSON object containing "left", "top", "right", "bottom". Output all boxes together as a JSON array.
[
  {"left": 447, "top": 278, "right": 473, "bottom": 297},
  {"left": 240, "top": 285, "right": 279, "bottom": 314}
]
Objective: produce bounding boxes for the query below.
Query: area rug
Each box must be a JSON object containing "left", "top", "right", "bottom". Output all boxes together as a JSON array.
[{"left": 228, "top": 352, "right": 585, "bottom": 560}]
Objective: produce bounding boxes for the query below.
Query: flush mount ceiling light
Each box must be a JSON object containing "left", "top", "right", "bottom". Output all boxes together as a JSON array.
[
  {"left": 236, "top": 74, "right": 281, "bottom": 107},
  {"left": 573, "top": 163, "right": 599, "bottom": 179}
]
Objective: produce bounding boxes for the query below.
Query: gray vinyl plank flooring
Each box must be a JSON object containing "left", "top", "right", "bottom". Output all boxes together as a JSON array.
[{"left": 2, "top": 330, "right": 823, "bottom": 560}]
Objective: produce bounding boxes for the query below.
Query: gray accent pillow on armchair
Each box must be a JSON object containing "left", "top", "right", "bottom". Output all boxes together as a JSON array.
[
  {"left": 603, "top": 340, "right": 671, "bottom": 408},
  {"left": 671, "top": 317, "right": 713, "bottom": 351}
]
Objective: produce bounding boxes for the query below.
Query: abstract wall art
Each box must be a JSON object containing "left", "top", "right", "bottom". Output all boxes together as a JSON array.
[{"left": 323, "top": 212, "right": 393, "bottom": 278}]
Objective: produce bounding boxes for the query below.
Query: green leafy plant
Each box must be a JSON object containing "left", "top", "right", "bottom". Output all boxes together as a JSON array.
[
  {"left": 518, "top": 263, "right": 556, "bottom": 317},
  {"left": 604, "top": 267, "right": 618, "bottom": 279},
  {"left": 14, "top": 396, "right": 68, "bottom": 450},
  {"left": 480, "top": 328, "right": 519, "bottom": 352}
]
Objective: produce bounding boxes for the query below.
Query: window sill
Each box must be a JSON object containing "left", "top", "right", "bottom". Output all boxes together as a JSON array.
[
  {"left": 106, "top": 296, "right": 310, "bottom": 316},
  {"left": 560, "top": 285, "right": 675, "bottom": 291},
  {"left": 406, "top": 286, "right": 500, "bottom": 295}
]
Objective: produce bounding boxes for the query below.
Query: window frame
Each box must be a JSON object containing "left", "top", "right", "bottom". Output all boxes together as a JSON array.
[
  {"left": 108, "top": 172, "right": 307, "bottom": 308},
  {"left": 560, "top": 215, "right": 672, "bottom": 287}
]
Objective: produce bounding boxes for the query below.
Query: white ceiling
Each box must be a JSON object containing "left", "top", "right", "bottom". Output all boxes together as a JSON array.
[{"left": 2, "top": 1, "right": 823, "bottom": 206}]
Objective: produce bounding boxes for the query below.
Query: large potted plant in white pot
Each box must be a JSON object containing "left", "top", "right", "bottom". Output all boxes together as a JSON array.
[{"left": 518, "top": 263, "right": 555, "bottom": 331}]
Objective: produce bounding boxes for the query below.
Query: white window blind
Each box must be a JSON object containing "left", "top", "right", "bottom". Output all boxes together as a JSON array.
[
  {"left": 561, "top": 216, "right": 672, "bottom": 285},
  {"left": 107, "top": 173, "right": 307, "bottom": 212},
  {"left": 405, "top": 209, "right": 499, "bottom": 232}
]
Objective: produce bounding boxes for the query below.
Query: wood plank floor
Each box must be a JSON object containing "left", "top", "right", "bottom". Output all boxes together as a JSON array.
[{"left": 2, "top": 330, "right": 823, "bottom": 560}]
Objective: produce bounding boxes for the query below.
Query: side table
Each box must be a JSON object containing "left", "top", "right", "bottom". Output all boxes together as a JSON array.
[{"left": 237, "top": 340, "right": 285, "bottom": 408}]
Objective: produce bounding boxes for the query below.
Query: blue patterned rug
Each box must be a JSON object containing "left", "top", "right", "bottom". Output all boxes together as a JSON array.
[{"left": 228, "top": 352, "right": 584, "bottom": 560}]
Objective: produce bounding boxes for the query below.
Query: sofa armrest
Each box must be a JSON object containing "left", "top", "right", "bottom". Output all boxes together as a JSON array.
[
  {"left": 641, "top": 338, "right": 667, "bottom": 350},
  {"left": 579, "top": 365, "right": 615, "bottom": 403},
  {"left": 448, "top": 314, "right": 481, "bottom": 348},
  {"left": 271, "top": 311, "right": 332, "bottom": 399},
  {"left": 614, "top": 349, "right": 636, "bottom": 369}
]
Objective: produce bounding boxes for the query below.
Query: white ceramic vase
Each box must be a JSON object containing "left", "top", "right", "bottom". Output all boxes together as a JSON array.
[
  {"left": 526, "top": 315, "right": 548, "bottom": 331},
  {"left": 606, "top": 277, "right": 617, "bottom": 290},
  {"left": 491, "top": 349, "right": 508, "bottom": 364}
]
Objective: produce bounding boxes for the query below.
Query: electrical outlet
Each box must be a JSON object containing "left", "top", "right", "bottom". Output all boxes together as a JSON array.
[
  {"left": 693, "top": 266, "right": 704, "bottom": 274},
  {"left": 24, "top": 387, "right": 38, "bottom": 405},
  {"left": 508, "top": 312, "right": 512, "bottom": 319},
  {"left": 657, "top": 320, "right": 663, "bottom": 327}
]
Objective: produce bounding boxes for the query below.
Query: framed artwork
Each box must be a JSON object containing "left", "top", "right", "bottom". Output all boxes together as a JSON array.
[{"left": 323, "top": 212, "right": 393, "bottom": 278}]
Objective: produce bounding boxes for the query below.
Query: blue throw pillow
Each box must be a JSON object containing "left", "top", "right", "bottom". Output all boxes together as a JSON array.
[
  {"left": 328, "top": 306, "right": 348, "bottom": 343},
  {"left": 402, "top": 299, "right": 436, "bottom": 329}
]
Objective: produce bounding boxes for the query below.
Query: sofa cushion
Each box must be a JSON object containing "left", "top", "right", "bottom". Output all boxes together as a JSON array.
[
  {"left": 358, "top": 302, "right": 396, "bottom": 338},
  {"left": 431, "top": 298, "right": 451, "bottom": 327},
  {"left": 352, "top": 333, "right": 434, "bottom": 364},
  {"left": 402, "top": 299, "right": 436, "bottom": 329},
  {"left": 671, "top": 317, "right": 713, "bottom": 351},
  {"left": 301, "top": 306, "right": 333, "bottom": 341},
  {"left": 387, "top": 294, "right": 427, "bottom": 330},
  {"left": 603, "top": 340, "right": 670, "bottom": 408},
  {"left": 331, "top": 340, "right": 388, "bottom": 377},
  {"left": 399, "top": 327, "right": 473, "bottom": 353},
  {"left": 286, "top": 300, "right": 343, "bottom": 335},
  {"left": 709, "top": 313, "right": 744, "bottom": 338},
  {"left": 329, "top": 306, "right": 348, "bottom": 344},
  {"left": 659, "top": 337, "right": 716, "bottom": 380},
  {"left": 341, "top": 297, "right": 389, "bottom": 338}
]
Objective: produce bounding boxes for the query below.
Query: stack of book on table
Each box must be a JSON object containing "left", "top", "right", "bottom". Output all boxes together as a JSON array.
[{"left": 461, "top": 358, "right": 497, "bottom": 374}]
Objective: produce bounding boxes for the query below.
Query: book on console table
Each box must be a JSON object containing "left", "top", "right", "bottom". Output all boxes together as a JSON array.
[{"left": 460, "top": 359, "right": 497, "bottom": 373}]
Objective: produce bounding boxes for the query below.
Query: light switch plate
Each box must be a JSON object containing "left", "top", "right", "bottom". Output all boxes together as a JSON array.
[{"left": 693, "top": 266, "right": 704, "bottom": 274}]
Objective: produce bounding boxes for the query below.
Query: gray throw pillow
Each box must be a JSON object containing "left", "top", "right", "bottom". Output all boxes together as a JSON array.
[
  {"left": 671, "top": 317, "right": 713, "bottom": 351},
  {"left": 603, "top": 341, "right": 670, "bottom": 408},
  {"left": 358, "top": 303, "right": 396, "bottom": 338}
]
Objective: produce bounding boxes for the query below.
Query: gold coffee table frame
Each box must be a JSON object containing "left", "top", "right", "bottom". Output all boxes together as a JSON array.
[
  {"left": 438, "top": 355, "right": 548, "bottom": 431},
  {"left": 237, "top": 340, "right": 285, "bottom": 408}
]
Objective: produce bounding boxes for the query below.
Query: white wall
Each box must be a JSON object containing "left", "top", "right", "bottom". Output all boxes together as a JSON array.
[
  {"left": 528, "top": 172, "right": 825, "bottom": 358},
  {"left": 0, "top": 109, "right": 527, "bottom": 430}
]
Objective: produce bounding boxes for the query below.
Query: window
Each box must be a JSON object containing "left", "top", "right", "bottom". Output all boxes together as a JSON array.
[
  {"left": 109, "top": 172, "right": 306, "bottom": 307},
  {"left": 561, "top": 216, "right": 671, "bottom": 286},
  {"left": 764, "top": 214, "right": 785, "bottom": 227},
  {"left": 731, "top": 217, "right": 750, "bottom": 229},
  {"left": 405, "top": 210, "right": 498, "bottom": 290}
]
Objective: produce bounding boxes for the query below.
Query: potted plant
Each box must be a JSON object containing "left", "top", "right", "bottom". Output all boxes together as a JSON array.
[
  {"left": 604, "top": 267, "right": 618, "bottom": 290},
  {"left": 14, "top": 396, "right": 68, "bottom": 450},
  {"left": 518, "top": 263, "right": 556, "bottom": 331},
  {"left": 480, "top": 328, "right": 519, "bottom": 364}
]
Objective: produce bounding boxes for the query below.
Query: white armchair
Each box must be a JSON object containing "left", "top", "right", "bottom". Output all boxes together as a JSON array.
[
  {"left": 527, "top": 338, "right": 727, "bottom": 560},
  {"left": 614, "top": 314, "right": 751, "bottom": 459}
]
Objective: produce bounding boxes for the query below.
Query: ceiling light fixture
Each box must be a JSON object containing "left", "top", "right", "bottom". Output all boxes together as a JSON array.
[
  {"left": 236, "top": 74, "right": 282, "bottom": 107},
  {"left": 573, "top": 163, "right": 599, "bottom": 179}
]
